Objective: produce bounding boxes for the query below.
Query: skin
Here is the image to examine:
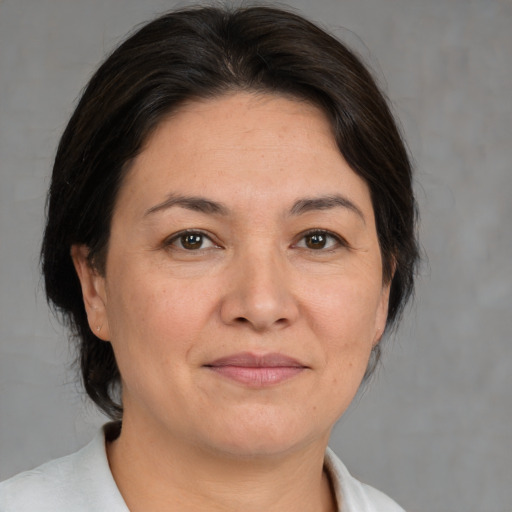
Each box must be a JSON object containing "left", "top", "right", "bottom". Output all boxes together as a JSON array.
[{"left": 72, "top": 92, "right": 390, "bottom": 512}]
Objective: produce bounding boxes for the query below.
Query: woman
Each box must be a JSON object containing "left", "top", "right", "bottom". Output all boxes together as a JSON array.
[{"left": 0, "top": 5, "right": 418, "bottom": 511}]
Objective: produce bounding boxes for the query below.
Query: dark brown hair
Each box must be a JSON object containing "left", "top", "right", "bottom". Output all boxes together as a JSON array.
[{"left": 42, "top": 5, "right": 419, "bottom": 419}]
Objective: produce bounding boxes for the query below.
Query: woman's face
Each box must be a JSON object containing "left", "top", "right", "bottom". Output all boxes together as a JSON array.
[{"left": 75, "top": 93, "right": 390, "bottom": 457}]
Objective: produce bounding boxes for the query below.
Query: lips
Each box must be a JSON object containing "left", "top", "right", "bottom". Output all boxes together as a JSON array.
[{"left": 204, "top": 352, "right": 308, "bottom": 387}]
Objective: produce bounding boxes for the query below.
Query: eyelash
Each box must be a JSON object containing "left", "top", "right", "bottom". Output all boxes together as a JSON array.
[{"left": 164, "top": 229, "right": 348, "bottom": 252}]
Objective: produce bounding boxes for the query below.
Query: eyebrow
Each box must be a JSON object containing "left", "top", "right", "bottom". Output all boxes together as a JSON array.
[
  {"left": 145, "top": 194, "right": 229, "bottom": 217},
  {"left": 290, "top": 195, "right": 365, "bottom": 223}
]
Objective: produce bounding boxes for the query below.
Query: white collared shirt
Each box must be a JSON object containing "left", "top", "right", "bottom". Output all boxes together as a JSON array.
[{"left": 0, "top": 425, "right": 405, "bottom": 511}]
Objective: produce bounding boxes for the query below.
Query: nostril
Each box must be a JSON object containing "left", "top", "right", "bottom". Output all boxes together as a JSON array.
[{"left": 233, "top": 316, "right": 289, "bottom": 330}]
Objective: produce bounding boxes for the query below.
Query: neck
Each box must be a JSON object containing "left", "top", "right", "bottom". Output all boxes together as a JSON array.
[{"left": 107, "top": 417, "right": 336, "bottom": 512}]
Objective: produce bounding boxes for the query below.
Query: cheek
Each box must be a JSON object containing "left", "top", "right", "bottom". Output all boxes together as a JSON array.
[
  {"left": 305, "top": 274, "right": 383, "bottom": 338},
  {"left": 106, "top": 268, "right": 224, "bottom": 364},
  {"left": 302, "top": 275, "right": 383, "bottom": 376}
]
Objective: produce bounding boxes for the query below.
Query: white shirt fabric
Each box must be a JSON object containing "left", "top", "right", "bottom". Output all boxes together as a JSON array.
[{"left": 0, "top": 424, "right": 405, "bottom": 511}]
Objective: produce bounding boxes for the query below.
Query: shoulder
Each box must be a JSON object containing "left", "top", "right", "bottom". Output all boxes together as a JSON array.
[
  {"left": 0, "top": 450, "right": 82, "bottom": 511},
  {"left": 0, "top": 424, "right": 127, "bottom": 512},
  {"left": 325, "top": 447, "right": 406, "bottom": 512}
]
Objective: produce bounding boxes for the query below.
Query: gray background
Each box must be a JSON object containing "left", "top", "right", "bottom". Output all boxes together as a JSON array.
[{"left": 0, "top": 1, "right": 511, "bottom": 511}]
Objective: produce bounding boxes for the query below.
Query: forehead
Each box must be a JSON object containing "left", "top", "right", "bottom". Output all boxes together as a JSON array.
[
  {"left": 116, "top": 92, "right": 373, "bottom": 218},
  {"left": 139, "top": 92, "right": 337, "bottom": 163}
]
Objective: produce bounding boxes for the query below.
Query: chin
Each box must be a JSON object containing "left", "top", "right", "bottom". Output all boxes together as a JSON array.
[
  {"left": 207, "top": 435, "right": 309, "bottom": 460},
  {"left": 196, "top": 410, "right": 328, "bottom": 460}
]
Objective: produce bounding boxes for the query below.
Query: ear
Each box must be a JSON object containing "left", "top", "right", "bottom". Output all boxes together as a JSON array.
[
  {"left": 71, "top": 245, "right": 110, "bottom": 341},
  {"left": 373, "top": 281, "right": 391, "bottom": 347}
]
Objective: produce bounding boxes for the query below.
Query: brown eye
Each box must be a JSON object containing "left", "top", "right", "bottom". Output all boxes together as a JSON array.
[
  {"left": 180, "top": 233, "right": 204, "bottom": 250},
  {"left": 305, "top": 233, "right": 328, "bottom": 249},
  {"left": 295, "top": 230, "right": 343, "bottom": 251},
  {"left": 166, "top": 231, "right": 217, "bottom": 251}
]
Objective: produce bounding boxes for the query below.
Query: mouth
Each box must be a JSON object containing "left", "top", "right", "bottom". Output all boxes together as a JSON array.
[{"left": 203, "top": 352, "right": 308, "bottom": 387}]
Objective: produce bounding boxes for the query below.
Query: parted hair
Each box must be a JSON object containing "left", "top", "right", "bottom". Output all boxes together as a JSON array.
[{"left": 41, "top": 5, "right": 419, "bottom": 419}]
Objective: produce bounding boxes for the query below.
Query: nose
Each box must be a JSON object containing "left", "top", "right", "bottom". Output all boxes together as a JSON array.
[{"left": 219, "top": 249, "right": 299, "bottom": 332}]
